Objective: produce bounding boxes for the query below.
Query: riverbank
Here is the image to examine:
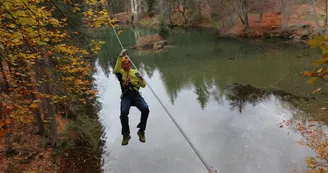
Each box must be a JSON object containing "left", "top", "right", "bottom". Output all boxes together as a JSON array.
[
  {"left": 0, "top": 113, "right": 103, "bottom": 173},
  {"left": 113, "top": 2, "right": 327, "bottom": 43}
]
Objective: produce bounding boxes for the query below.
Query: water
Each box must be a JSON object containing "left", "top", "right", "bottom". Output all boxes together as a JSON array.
[{"left": 93, "top": 27, "right": 321, "bottom": 173}]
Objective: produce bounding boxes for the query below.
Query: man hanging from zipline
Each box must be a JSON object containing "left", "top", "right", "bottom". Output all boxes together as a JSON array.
[{"left": 114, "top": 49, "right": 150, "bottom": 146}]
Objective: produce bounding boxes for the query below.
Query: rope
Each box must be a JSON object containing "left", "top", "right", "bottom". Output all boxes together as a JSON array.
[{"left": 110, "top": 24, "right": 215, "bottom": 173}]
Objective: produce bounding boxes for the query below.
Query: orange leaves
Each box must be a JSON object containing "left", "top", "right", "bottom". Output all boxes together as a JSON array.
[
  {"left": 0, "top": 116, "right": 13, "bottom": 142},
  {"left": 292, "top": 121, "right": 328, "bottom": 172},
  {"left": 318, "top": 168, "right": 327, "bottom": 173},
  {"left": 29, "top": 103, "right": 39, "bottom": 109},
  {"left": 303, "top": 71, "right": 315, "bottom": 77},
  {"left": 3, "top": 104, "right": 15, "bottom": 115},
  {"left": 312, "top": 88, "right": 321, "bottom": 94}
]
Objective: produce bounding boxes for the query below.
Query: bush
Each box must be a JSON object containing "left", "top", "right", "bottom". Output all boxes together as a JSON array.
[
  {"left": 60, "top": 115, "right": 104, "bottom": 151},
  {"left": 158, "top": 19, "right": 170, "bottom": 39}
]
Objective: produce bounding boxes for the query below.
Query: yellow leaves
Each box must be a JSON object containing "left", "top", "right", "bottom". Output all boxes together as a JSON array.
[
  {"left": 85, "top": 0, "right": 100, "bottom": 5},
  {"left": 79, "top": 99, "right": 86, "bottom": 104},
  {"left": 308, "top": 35, "right": 326, "bottom": 48},
  {"left": 90, "top": 40, "right": 105, "bottom": 54},
  {"left": 307, "top": 77, "right": 318, "bottom": 84},
  {"left": 85, "top": 9, "right": 94, "bottom": 16},
  {"left": 79, "top": 49, "right": 90, "bottom": 55},
  {"left": 73, "top": 4, "right": 81, "bottom": 12},
  {"left": 83, "top": 9, "right": 111, "bottom": 28},
  {"left": 0, "top": 0, "right": 109, "bottom": 132},
  {"left": 8, "top": 24, "right": 16, "bottom": 28},
  {"left": 109, "top": 18, "right": 118, "bottom": 24},
  {"left": 307, "top": 157, "right": 318, "bottom": 168},
  {"left": 49, "top": 18, "right": 61, "bottom": 27},
  {"left": 117, "top": 30, "right": 124, "bottom": 36}
]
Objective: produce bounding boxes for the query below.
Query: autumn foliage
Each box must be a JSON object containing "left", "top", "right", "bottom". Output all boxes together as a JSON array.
[
  {"left": 298, "top": 34, "right": 328, "bottom": 172},
  {"left": 0, "top": 0, "right": 114, "bottom": 150},
  {"left": 303, "top": 35, "right": 328, "bottom": 93},
  {"left": 283, "top": 119, "right": 328, "bottom": 173}
]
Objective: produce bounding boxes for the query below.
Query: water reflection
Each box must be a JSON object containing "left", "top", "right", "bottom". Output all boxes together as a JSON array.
[
  {"left": 224, "top": 83, "right": 313, "bottom": 113},
  {"left": 93, "top": 27, "right": 321, "bottom": 173},
  {"left": 225, "top": 84, "right": 270, "bottom": 113},
  {"left": 94, "top": 26, "right": 320, "bottom": 111}
]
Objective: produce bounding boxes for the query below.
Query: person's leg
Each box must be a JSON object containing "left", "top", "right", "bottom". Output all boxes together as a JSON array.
[
  {"left": 133, "top": 94, "right": 149, "bottom": 142},
  {"left": 120, "top": 96, "right": 131, "bottom": 145}
]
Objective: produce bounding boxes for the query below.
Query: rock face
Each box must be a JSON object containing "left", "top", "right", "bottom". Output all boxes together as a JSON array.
[{"left": 136, "top": 34, "right": 167, "bottom": 50}]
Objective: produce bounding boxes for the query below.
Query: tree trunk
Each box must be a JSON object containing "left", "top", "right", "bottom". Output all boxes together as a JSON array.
[
  {"left": 281, "top": 0, "right": 292, "bottom": 31},
  {"left": 180, "top": 0, "right": 188, "bottom": 24},
  {"left": 43, "top": 56, "right": 57, "bottom": 147},
  {"left": 281, "top": 0, "right": 285, "bottom": 29},
  {"left": 0, "top": 70, "right": 6, "bottom": 90},
  {"left": 29, "top": 67, "right": 45, "bottom": 136},
  {"left": 257, "top": 3, "right": 263, "bottom": 23},
  {"left": 325, "top": 0, "right": 327, "bottom": 26},
  {"left": 31, "top": 92, "right": 45, "bottom": 136},
  {"left": 197, "top": 3, "right": 202, "bottom": 20},
  {"left": 48, "top": 98, "right": 57, "bottom": 147},
  {"left": 311, "top": 0, "right": 320, "bottom": 28},
  {"left": 239, "top": 14, "right": 246, "bottom": 25},
  {"left": 1, "top": 60, "right": 14, "bottom": 88},
  {"left": 245, "top": 11, "right": 249, "bottom": 29},
  {"left": 130, "top": 0, "right": 141, "bottom": 23},
  {"left": 241, "top": 0, "right": 249, "bottom": 29}
]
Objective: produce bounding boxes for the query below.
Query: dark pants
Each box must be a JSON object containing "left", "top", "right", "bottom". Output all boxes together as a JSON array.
[{"left": 120, "top": 92, "right": 150, "bottom": 136}]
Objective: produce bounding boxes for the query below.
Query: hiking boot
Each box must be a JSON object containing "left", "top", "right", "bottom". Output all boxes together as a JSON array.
[
  {"left": 121, "top": 135, "right": 131, "bottom": 146},
  {"left": 137, "top": 130, "right": 146, "bottom": 143}
]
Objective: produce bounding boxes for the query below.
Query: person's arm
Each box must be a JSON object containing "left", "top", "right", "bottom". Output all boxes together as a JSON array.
[
  {"left": 113, "top": 56, "right": 122, "bottom": 74},
  {"left": 136, "top": 72, "right": 146, "bottom": 88},
  {"left": 114, "top": 49, "right": 127, "bottom": 73}
]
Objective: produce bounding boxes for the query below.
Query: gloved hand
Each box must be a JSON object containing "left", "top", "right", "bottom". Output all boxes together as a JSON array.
[
  {"left": 119, "top": 49, "right": 128, "bottom": 57},
  {"left": 136, "top": 72, "right": 143, "bottom": 79}
]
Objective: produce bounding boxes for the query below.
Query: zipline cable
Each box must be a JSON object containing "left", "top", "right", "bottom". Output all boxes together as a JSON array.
[{"left": 110, "top": 23, "right": 215, "bottom": 173}]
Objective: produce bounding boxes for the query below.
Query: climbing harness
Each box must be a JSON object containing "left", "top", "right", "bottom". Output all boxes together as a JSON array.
[{"left": 110, "top": 23, "right": 215, "bottom": 173}]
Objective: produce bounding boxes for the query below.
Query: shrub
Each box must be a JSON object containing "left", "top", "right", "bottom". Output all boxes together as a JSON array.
[{"left": 158, "top": 19, "right": 170, "bottom": 39}]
